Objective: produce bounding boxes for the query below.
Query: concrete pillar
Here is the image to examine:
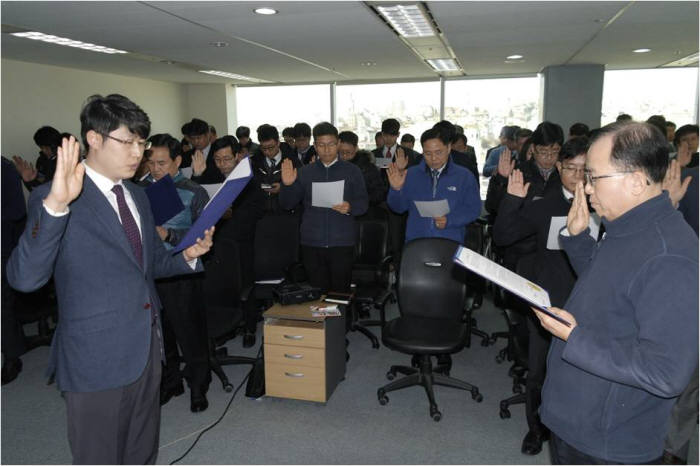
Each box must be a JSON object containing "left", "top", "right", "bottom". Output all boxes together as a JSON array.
[{"left": 541, "top": 64, "right": 605, "bottom": 133}]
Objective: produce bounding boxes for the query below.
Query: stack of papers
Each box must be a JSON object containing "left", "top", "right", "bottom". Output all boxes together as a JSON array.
[
  {"left": 311, "top": 181, "right": 344, "bottom": 208},
  {"left": 310, "top": 305, "right": 341, "bottom": 317}
]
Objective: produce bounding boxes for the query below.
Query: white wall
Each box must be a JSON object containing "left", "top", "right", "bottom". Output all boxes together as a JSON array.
[
  {"left": 1, "top": 59, "right": 188, "bottom": 163},
  {"left": 183, "top": 83, "right": 234, "bottom": 138}
]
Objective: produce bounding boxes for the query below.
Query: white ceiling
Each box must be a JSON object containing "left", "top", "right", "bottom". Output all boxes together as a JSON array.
[{"left": 1, "top": 1, "right": 697, "bottom": 85}]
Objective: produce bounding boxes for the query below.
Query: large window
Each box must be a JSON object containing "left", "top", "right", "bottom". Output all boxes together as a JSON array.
[
  {"left": 444, "top": 77, "right": 541, "bottom": 169},
  {"left": 601, "top": 68, "right": 698, "bottom": 127},
  {"left": 236, "top": 84, "right": 330, "bottom": 138},
  {"left": 335, "top": 81, "right": 441, "bottom": 152}
]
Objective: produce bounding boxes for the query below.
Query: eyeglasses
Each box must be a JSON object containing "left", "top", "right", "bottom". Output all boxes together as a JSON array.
[
  {"left": 535, "top": 146, "right": 560, "bottom": 159},
  {"left": 584, "top": 171, "right": 631, "bottom": 186},
  {"left": 260, "top": 144, "right": 278, "bottom": 153},
  {"left": 214, "top": 156, "right": 236, "bottom": 164},
  {"left": 103, "top": 134, "right": 152, "bottom": 150},
  {"left": 561, "top": 165, "right": 586, "bottom": 175},
  {"left": 315, "top": 141, "right": 337, "bottom": 150}
]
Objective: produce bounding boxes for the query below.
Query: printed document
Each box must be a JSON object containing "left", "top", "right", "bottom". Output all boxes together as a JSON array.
[
  {"left": 414, "top": 199, "right": 450, "bottom": 218},
  {"left": 312, "top": 180, "right": 344, "bottom": 208}
]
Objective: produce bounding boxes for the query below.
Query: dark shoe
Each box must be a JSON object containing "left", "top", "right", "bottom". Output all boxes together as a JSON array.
[
  {"left": 160, "top": 382, "right": 184, "bottom": 406},
  {"left": 521, "top": 430, "right": 548, "bottom": 455},
  {"left": 190, "top": 389, "right": 209, "bottom": 413},
  {"left": 662, "top": 450, "right": 687, "bottom": 465},
  {"left": 1, "top": 358, "right": 22, "bottom": 385},
  {"left": 242, "top": 332, "right": 256, "bottom": 348}
]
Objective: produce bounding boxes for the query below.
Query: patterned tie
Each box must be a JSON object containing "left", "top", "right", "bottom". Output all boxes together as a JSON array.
[
  {"left": 111, "top": 185, "right": 143, "bottom": 268},
  {"left": 431, "top": 169, "right": 440, "bottom": 197}
]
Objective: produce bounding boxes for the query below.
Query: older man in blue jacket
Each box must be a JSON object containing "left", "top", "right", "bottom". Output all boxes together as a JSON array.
[
  {"left": 534, "top": 121, "right": 698, "bottom": 464},
  {"left": 386, "top": 127, "right": 481, "bottom": 243}
]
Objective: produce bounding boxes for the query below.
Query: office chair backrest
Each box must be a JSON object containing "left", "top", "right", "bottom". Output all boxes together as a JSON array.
[
  {"left": 203, "top": 239, "right": 245, "bottom": 337},
  {"left": 253, "top": 214, "right": 300, "bottom": 280},
  {"left": 355, "top": 216, "right": 389, "bottom": 266},
  {"left": 397, "top": 238, "right": 467, "bottom": 321}
]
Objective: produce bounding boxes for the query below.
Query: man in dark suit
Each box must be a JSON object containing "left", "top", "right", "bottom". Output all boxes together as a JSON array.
[
  {"left": 6, "top": 94, "right": 214, "bottom": 465},
  {"left": 293, "top": 122, "right": 317, "bottom": 164},
  {"left": 12, "top": 125, "right": 63, "bottom": 190},
  {"left": 180, "top": 118, "right": 212, "bottom": 171}
]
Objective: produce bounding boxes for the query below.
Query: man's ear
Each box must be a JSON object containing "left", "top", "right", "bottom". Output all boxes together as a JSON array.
[
  {"left": 629, "top": 170, "right": 650, "bottom": 195},
  {"left": 86, "top": 130, "right": 102, "bottom": 151},
  {"left": 174, "top": 155, "right": 182, "bottom": 169}
]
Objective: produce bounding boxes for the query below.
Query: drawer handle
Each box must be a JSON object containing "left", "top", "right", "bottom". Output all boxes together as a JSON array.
[
  {"left": 284, "top": 372, "right": 305, "bottom": 378},
  {"left": 284, "top": 353, "right": 304, "bottom": 359},
  {"left": 283, "top": 334, "right": 304, "bottom": 340}
]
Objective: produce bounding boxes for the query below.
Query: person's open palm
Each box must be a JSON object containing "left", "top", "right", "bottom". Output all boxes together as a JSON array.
[
  {"left": 12, "top": 156, "right": 38, "bottom": 182},
  {"left": 387, "top": 162, "right": 407, "bottom": 190},
  {"left": 45, "top": 136, "right": 85, "bottom": 212},
  {"left": 281, "top": 158, "right": 297, "bottom": 186},
  {"left": 395, "top": 147, "right": 409, "bottom": 170},
  {"left": 497, "top": 147, "right": 515, "bottom": 178},
  {"left": 192, "top": 150, "right": 206, "bottom": 176},
  {"left": 566, "top": 181, "right": 589, "bottom": 235},
  {"left": 507, "top": 169, "right": 530, "bottom": 198}
]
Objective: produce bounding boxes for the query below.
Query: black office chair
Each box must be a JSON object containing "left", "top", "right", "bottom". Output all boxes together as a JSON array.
[
  {"left": 463, "top": 218, "right": 491, "bottom": 347},
  {"left": 203, "top": 239, "right": 257, "bottom": 392},
  {"left": 15, "top": 281, "right": 58, "bottom": 351},
  {"left": 349, "top": 213, "right": 395, "bottom": 348},
  {"left": 377, "top": 238, "right": 483, "bottom": 421}
]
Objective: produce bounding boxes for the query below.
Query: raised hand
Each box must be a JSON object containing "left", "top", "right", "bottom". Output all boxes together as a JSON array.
[
  {"left": 12, "top": 155, "right": 38, "bottom": 182},
  {"left": 281, "top": 158, "right": 297, "bottom": 186},
  {"left": 662, "top": 158, "right": 692, "bottom": 208},
  {"left": 395, "top": 146, "right": 409, "bottom": 170},
  {"left": 44, "top": 136, "right": 85, "bottom": 213},
  {"left": 192, "top": 150, "right": 206, "bottom": 176},
  {"left": 677, "top": 141, "right": 692, "bottom": 168},
  {"left": 331, "top": 201, "right": 351, "bottom": 215},
  {"left": 566, "top": 181, "right": 589, "bottom": 236},
  {"left": 434, "top": 216, "right": 447, "bottom": 229},
  {"left": 183, "top": 226, "right": 215, "bottom": 262},
  {"left": 497, "top": 147, "right": 515, "bottom": 178},
  {"left": 507, "top": 169, "right": 530, "bottom": 198},
  {"left": 387, "top": 162, "right": 407, "bottom": 190}
]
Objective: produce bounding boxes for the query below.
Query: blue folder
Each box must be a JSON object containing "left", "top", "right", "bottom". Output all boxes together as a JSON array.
[
  {"left": 144, "top": 175, "right": 185, "bottom": 226},
  {"left": 172, "top": 157, "right": 253, "bottom": 253}
]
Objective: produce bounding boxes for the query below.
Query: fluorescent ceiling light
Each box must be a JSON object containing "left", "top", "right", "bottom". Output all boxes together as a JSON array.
[
  {"left": 199, "top": 70, "right": 269, "bottom": 82},
  {"left": 662, "top": 52, "right": 699, "bottom": 67},
  {"left": 506, "top": 54, "right": 523, "bottom": 60},
  {"left": 633, "top": 48, "right": 651, "bottom": 53},
  {"left": 11, "top": 31, "right": 126, "bottom": 54},
  {"left": 254, "top": 7, "right": 278, "bottom": 15},
  {"left": 426, "top": 58, "right": 459, "bottom": 72},
  {"left": 376, "top": 4, "right": 435, "bottom": 38}
]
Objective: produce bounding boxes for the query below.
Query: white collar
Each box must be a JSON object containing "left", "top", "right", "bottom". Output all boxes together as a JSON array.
[
  {"left": 562, "top": 186, "right": 574, "bottom": 200},
  {"left": 83, "top": 160, "right": 124, "bottom": 194},
  {"left": 322, "top": 157, "right": 338, "bottom": 168}
]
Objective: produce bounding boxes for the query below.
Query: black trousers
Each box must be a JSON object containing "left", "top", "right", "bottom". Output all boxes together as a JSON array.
[
  {"left": 387, "top": 209, "right": 407, "bottom": 267},
  {"left": 525, "top": 311, "right": 551, "bottom": 432},
  {"left": 550, "top": 433, "right": 662, "bottom": 465},
  {"left": 156, "top": 276, "right": 210, "bottom": 392},
  {"left": 302, "top": 246, "right": 354, "bottom": 294},
  {"left": 64, "top": 323, "right": 162, "bottom": 465},
  {"left": 1, "top": 270, "right": 26, "bottom": 360}
]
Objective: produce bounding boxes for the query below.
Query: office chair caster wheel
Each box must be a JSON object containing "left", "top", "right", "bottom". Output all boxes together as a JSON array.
[
  {"left": 223, "top": 382, "right": 233, "bottom": 392},
  {"left": 430, "top": 407, "right": 442, "bottom": 422},
  {"left": 499, "top": 408, "right": 511, "bottom": 419},
  {"left": 378, "top": 390, "right": 389, "bottom": 405},
  {"left": 386, "top": 371, "right": 395, "bottom": 381},
  {"left": 471, "top": 390, "right": 483, "bottom": 402},
  {"left": 513, "top": 384, "right": 523, "bottom": 394}
]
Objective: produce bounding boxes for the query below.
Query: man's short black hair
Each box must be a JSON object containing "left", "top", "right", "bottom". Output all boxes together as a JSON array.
[
  {"left": 569, "top": 123, "right": 590, "bottom": 138},
  {"left": 181, "top": 118, "right": 209, "bottom": 137},
  {"left": 312, "top": 122, "right": 338, "bottom": 139},
  {"left": 146, "top": 133, "right": 182, "bottom": 161},
  {"left": 236, "top": 126, "right": 250, "bottom": 139},
  {"left": 531, "top": 121, "right": 564, "bottom": 147},
  {"left": 80, "top": 94, "right": 151, "bottom": 151},
  {"left": 210, "top": 135, "right": 241, "bottom": 155},
  {"left": 293, "top": 122, "right": 311, "bottom": 139},
  {"left": 616, "top": 113, "right": 633, "bottom": 122},
  {"left": 516, "top": 128, "right": 533, "bottom": 139},
  {"left": 33, "top": 126, "right": 62, "bottom": 151},
  {"left": 257, "top": 124, "right": 279, "bottom": 143},
  {"left": 420, "top": 127, "right": 450, "bottom": 146},
  {"left": 338, "top": 131, "right": 358, "bottom": 146},
  {"left": 454, "top": 134, "right": 467, "bottom": 145},
  {"left": 375, "top": 131, "right": 383, "bottom": 139},
  {"left": 666, "top": 121, "right": 676, "bottom": 129},
  {"left": 646, "top": 115, "right": 667, "bottom": 139},
  {"left": 282, "top": 127, "right": 295, "bottom": 138},
  {"left": 559, "top": 136, "right": 589, "bottom": 162},
  {"left": 674, "top": 125, "right": 698, "bottom": 147},
  {"left": 433, "top": 120, "right": 457, "bottom": 144},
  {"left": 381, "top": 118, "right": 400, "bottom": 135},
  {"left": 401, "top": 133, "right": 415, "bottom": 144},
  {"left": 592, "top": 121, "right": 669, "bottom": 184},
  {"left": 209, "top": 125, "right": 217, "bottom": 135}
]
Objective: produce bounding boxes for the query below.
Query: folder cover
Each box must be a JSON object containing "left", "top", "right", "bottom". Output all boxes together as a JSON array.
[
  {"left": 144, "top": 175, "right": 185, "bottom": 226},
  {"left": 172, "top": 157, "right": 253, "bottom": 253}
]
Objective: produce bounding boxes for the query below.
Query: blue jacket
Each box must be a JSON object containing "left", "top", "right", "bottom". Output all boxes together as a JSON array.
[
  {"left": 387, "top": 158, "right": 481, "bottom": 243},
  {"left": 279, "top": 158, "right": 368, "bottom": 247},
  {"left": 541, "top": 192, "right": 698, "bottom": 463}
]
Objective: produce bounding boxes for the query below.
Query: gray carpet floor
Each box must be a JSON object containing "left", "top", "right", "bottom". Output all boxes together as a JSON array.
[{"left": 2, "top": 297, "right": 697, "bottom": 464}]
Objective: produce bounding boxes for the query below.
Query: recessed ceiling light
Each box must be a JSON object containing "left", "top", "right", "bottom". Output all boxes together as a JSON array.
[
  {"left": 506, "top": 54, "right": 523, "bottom": 60},
  {"left": 11, "top": 31, "right": 127, "bottom": 54},
  {"left": 376, "top": 4, "right": 435, "bottom": 38},
  {"left": 633, "top": 48, "right": 651, "bottom": 53},
  {"left": 199, "top": 70, "right": 270, "bottom": 83},
  {"left": 361, "top": 61, "right": 377, "bottom": 66},
  {"left": 426, "top": 58, "right": 459, "bottom": 72},
  {"left": 209, "top": 41, "right": 229, "bottom": 48},
  {"left": 254, "top": 7, "right": 278, "bottom": 15}
]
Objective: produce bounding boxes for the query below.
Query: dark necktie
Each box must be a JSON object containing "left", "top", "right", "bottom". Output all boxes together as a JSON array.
[
  {"left": 111, "top": 185, "right": 143, "bottom": 268},
  {"left": 431, "top": 169, "right": 439, "bottom": 197},
  {"left": 268, "top": 158, "right": 276, "bottom": 171}
]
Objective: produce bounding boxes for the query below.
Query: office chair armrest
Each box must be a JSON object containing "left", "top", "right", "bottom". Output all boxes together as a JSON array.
[
  {"left": 375, "top": 289, "right": 394, "bottom": 325},
  {"left": 241, "top": 284, "right": 255, "bottom": 303}
]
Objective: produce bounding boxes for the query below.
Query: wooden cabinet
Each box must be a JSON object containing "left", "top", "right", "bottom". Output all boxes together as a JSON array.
[{"left": 263, "top": 301, "right": 346, "bottom": 403}]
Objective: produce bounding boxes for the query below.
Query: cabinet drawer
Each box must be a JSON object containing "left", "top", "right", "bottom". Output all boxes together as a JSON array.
[
  {"left": 264, "top": 320, "right": 325, "bottom": 348},
  {"left": 265, "top": 362, "right": 326, "bottom": 402},
  {"left": 264, "top": 344, "right": 325, "bottom": 368}
]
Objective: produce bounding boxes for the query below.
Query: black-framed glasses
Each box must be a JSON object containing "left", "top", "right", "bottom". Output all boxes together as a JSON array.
[
  {"left": 103, "top": 134, "right": 152, "bottom": 150},
  {"left": 584, "top": 171, "right": 630, "bottom": 186}
]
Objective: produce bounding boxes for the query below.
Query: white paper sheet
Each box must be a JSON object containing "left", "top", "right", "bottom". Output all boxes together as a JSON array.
[
  {"left": 254, "top": 278, "right": 285, "bottom": 285},
  {"left": 414, "top": 199, "right": 450, "bottom": 218},
  {"left": 374, "top": 157, "right": 391, "bottom": 169},
  {"left": 181, "top": 166, "right": 193, "bottom": 179},
  {"left": 546, "top": 214, "right": 602, "bottom": 250},
  {"left": 312, "top": 180, "right": 345, "bottom": 208},
  {"left": 201, "top": 183, "right": 223, "bottom": 201},
  {"left": 203, "top": 156, "right": 252, "bottom": 209}
]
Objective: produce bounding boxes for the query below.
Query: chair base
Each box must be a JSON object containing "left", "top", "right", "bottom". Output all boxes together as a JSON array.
[
  {"left": 499, "top": 392, "right": 526, "bottom": 419},
  {"left": 209, "top": 340, "right": 256, "bottom": 392},
  {"left": 377, "top": 355, "right": 482, "bottom": 421}
]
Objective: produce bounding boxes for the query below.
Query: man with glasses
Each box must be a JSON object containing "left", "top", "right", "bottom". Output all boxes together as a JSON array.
[
  {"left": 534, "top": 121, "right": 698, "bottom": 464},
  {"left": 252, "top": 124, "right": 302, "bottom": 214},
  {"left": 493, "top": 137, "right": 591, "bottom": 456},
  {"left": 338, "top": 130, "right": 387, "bottom": 211},
  {"left": 6, "top": 94, "right": 214, "bottom": 464}
]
